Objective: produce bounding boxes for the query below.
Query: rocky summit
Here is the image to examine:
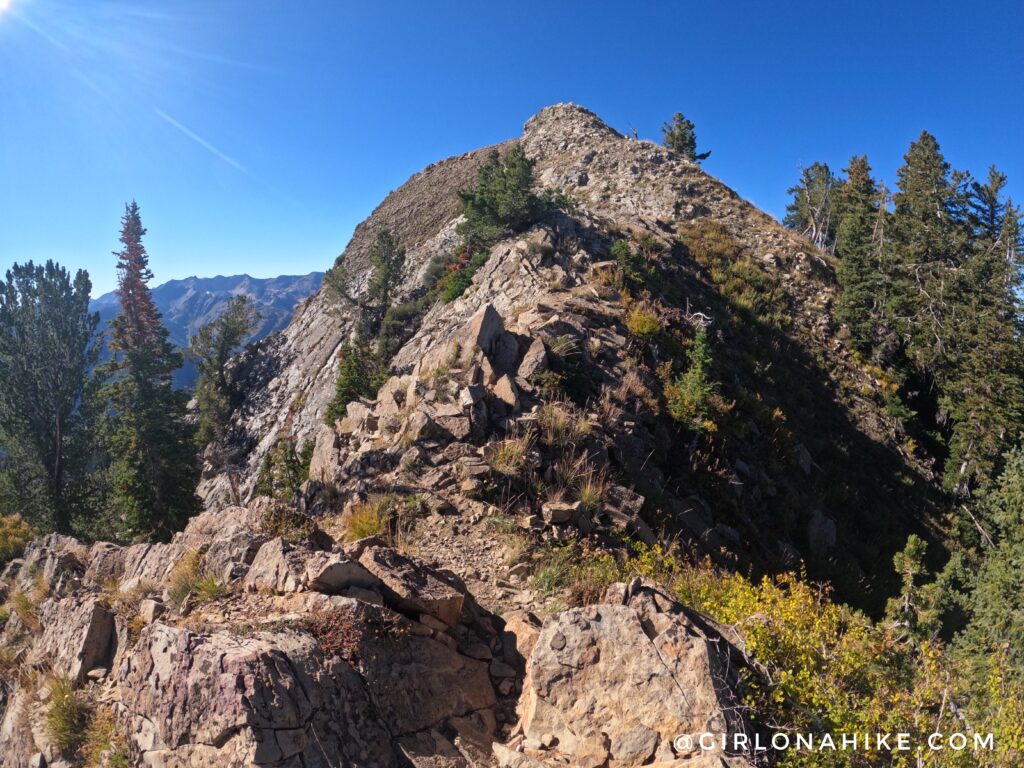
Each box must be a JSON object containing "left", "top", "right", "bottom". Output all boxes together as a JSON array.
[{"left": 1, "top": 104, "right": 940, "bottom": 766}]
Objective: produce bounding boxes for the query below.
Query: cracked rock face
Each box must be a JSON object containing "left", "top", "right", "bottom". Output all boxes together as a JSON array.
[
  {"left": 507, "top": 582, "right": 752, "bottom": 767},
  {"left": 0, "top": 509, "right": 513, "bottom": 768}
]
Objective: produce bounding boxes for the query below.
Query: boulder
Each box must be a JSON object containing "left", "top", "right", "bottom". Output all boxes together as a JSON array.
[
  {"left": 33, "top": 595, "right": 114, "bottom": 683},
  {"left": 117, "top": 622, "right": 397, "bottom": 767},
  {"left": 457, "top": 304, "right": 506, "bottom": 367},
  {"left": 517, "top": 337, "right": 548, "bottom": 379},
  {"left": 307, "top": 422, "right": 342, "bottom": 483},
  {"left": 358, "top": 546, "right": 465, "bottom": 627},
  {"left": 243, "top": 539, "right": 306, "bottom": 594},
  {"left": 541, "top": 501, "right": 580, "bottom": 525},
  {"left": 120, "top": 541, "right": 190, "bottom": 593},
  {"left": 511, "top": 582, "right": 751, "bottom": 767},
  {"left": 304, "top": 551, "right": 380, "bottom": 593},
  {"left": 493, "top": 374, "right": 520, "bottom": 410}
]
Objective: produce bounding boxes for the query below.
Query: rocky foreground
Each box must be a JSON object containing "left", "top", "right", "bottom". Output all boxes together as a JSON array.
[{"left": 0, "top": 505, "right": 751, "bottom": 767}]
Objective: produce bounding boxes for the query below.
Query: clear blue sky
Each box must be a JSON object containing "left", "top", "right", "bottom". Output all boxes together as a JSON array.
[{"left": 1, "top": 0, "right": 1021, "bottom": 295}]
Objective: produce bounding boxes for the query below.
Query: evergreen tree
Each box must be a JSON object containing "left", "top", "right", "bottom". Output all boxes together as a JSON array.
[
  {"left": 0, "top": 261, "right": 100, "bottom": 531},
  {"left": 661, "top": 113, "right": 710, "bottom": 163},
  {"left": 959, "top": 447, "right": 1024, "bottom": 678},
  {"left": 886, "top": 131, "right": 967, "bottom": 374},
  {"left": 326, "top": 230, "right": 407, "bottom": 339},
  {"left": 189, "top": 296, "right": 260, "bottom": 446},
  {"left": 941, "top": 183, "right": 1024, "bottom": 493},
  {"left": 784, "top": 162, "right": 841, "bottom": 252},
  {"left": 834, "top": 156, "right": 881, "bottom": 355},
  {"left": 100, "top": 202, "right": 199, "bottom": 541},
  {"left": 457, "top": 147, "right": 540, "bottom": 244}
]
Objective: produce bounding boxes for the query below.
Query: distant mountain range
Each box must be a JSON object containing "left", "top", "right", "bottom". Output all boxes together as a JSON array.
[{"left": 91, "top": 272, "right": 324, "bottom": 388}]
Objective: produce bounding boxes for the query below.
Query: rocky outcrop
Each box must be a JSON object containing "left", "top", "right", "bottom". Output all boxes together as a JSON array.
[
  {"left": 0, "top": 510, "right": 518, "bottom": 767},
  {"left": 500, "top": 580, "right": 753, "bottom": 767}
]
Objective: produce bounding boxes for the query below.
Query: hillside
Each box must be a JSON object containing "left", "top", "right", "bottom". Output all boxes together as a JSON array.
[
  {"left": 203, "top": 104, "right": 943, "bottom": 609},
  {"left": 0, "top": 104, "right": 971, "bottom": 768},
  {"left": 91, "top": 272, "right": 324, "bottom": 387}
]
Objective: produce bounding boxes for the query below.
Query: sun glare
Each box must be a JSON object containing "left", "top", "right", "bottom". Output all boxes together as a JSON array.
[{"left": 0, "top": 0, "right": 12, "bottom": 14}]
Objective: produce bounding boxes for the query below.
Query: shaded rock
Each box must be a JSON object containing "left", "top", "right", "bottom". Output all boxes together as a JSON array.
[
  {"left": 541, "top": 501, "right": 580, "bottom": 525},
  {"left": 517, "top": 337, "right": 548, "bottom": 380},
  {"left": 358, "top": 546, "right": 465, "bottom": 627},
  {"left": 304, "top": 551, "right": 380, "bottom": 593},
  {"left": 243, "top": 539, "right": 306, "bottom": 594}
]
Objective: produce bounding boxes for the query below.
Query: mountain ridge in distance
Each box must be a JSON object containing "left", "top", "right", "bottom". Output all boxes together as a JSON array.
[{"left": 90, "top": 271, "right": 324, "bottom": 388}]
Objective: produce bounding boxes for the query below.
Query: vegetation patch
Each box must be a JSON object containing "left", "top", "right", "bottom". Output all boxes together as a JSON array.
[{"left": 167, "top": 551, "right": 223, "bottom": 611}]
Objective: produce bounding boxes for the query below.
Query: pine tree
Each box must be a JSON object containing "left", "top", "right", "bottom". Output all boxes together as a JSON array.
[
  {"left": 886, "top": 131, "right": 968, "bottom": 375},
  {"left": 959, "top": 447, "right": 1024, "bottom": 678},
  {"left": 0, "top": 261, "right": 100, "bottom": 531},
  {"left": 941, "top": 178, "right": 1024, "bottom": 494},
  {"left": 457, "top": 147, "right": 541, "bottom": 244},
  {"left": 784, "top": 162, "right": 840, "bottom": 252},
  {"left": 189, "top": 296, "right": 260, "bottom": 446},
  {"left": 834, "top": 156, "right": 881, "bottom": 355},
  {"left": 661, "top": 113, "right": 710, "bottom": 163},
  {"left": 100, "top": 202, "right": 199, "bottom": 541}
]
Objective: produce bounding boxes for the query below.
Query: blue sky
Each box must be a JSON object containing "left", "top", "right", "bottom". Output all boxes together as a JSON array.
[{"left": 0, "top": 1, "right": 1021, "bottom": 295}]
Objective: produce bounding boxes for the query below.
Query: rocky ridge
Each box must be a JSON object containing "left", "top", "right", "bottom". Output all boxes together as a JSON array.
[{"left": 0, "top": 508, "right": 752, "bottom": 767}]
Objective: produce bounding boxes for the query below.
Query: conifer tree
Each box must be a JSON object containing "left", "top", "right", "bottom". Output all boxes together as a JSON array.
[
  {"left": 0, "top": 261, "right": 100, "bottom": 531},
  {"left": 784, "top": 162, "right": 840, "bottom": 252},
  {"left": 942, "top": 180, "right": 1024, "bottom": 493},
  {"left": 834, "top": 156, "right": 881, "bottom": 354},
  {"left": 661, "top": 113, "right": 710, "bottom": 163},
  {"left": 886, "top": 131, "right": 967, "bottom": 375},
  {"left": 100, "top": 202, "right": 199, "bottom": 541},
  {"left": 189, "top": 296, "right": 260, "bottom": 446}
]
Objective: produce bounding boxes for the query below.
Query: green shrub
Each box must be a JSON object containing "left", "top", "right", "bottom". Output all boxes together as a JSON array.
[
  {"left": 625, "top": 303, "right": 662, "bottom": 340},
  {"left": 324, "top": 343, "right": 388, "bottom": 425},
  {"left": 611, "top": 240, "right": 647, "bottom": 287},
  {"left": 663, "top": 328, "right": 715, "bottom": 433},
  {"left": 256, "top": 439, "right": 316, "bottom": 500},
  {"left": 458, "top": 146, "right": 541, "bottom": 245}
]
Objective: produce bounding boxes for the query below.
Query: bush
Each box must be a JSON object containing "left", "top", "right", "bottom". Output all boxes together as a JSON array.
[
  {"left": 255, "top": 439, "right": 315, "bottom": 500},
  {"left": 344, "top": 494, "right": 415, "bottom": 542},
  {"left": 0, "top": 513, "right": 32, "bottom": 566},
  {"left": 324, "top": 343, "right": 388, "bottom": 425},
  {"left": 611, "top": 240, "right": 647, "bottom": 288},
  {"left": 485, "top": 437, "right": 531, "bottom": 477},
  {"left": 10, "top": 590, "right": 40, "bottom": 633},
  {"left": 301, "top": 607, "right": 364, "bottom": 661},
  {"left": 81, "top": 704, "right": 131, "bottom": 768},
  {"left": 625, "top": 303, "right": 662, "bottom": 340},
  {"left": 662, "top": 328, "right": 715, "bottom": 433},
  {"left": 458, "top": 146, "right": 541, "bottom": 245},
  {"left": 47, "top": 676, "right": 88, "bottom": 754}
]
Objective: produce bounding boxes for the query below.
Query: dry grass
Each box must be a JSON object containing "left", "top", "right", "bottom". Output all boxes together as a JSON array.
[
  {"left": 10, "top": 590, "right": 40, "bottom": 633},
  {"left": 167, "top": 551, "right": 223, "bottom": 611},
  {"left": 46, "top": 676, "right": 88, "bottom": 755},
  {"left": 485, "top": 435, "right": 531, "bottom": 476},
  {"left": 536, "top": 403, "right": 591, "bottom": 449}
]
